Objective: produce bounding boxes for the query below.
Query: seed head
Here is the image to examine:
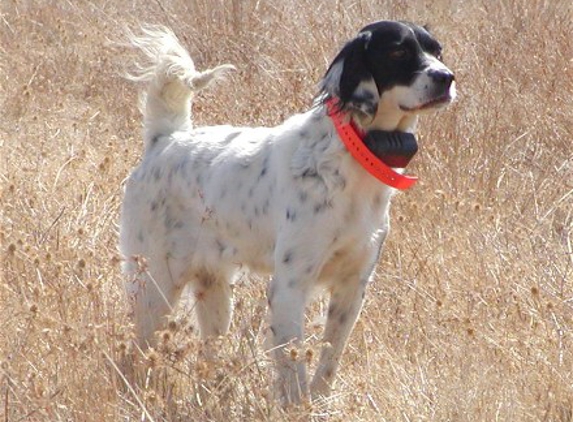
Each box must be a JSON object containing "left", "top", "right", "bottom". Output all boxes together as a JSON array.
[
  {"left": 305, "top": 348, "right": 314, "bottom": 363},
  {"left": 146, "top": 349, "right": 160, "bottom": 368},
  {"left": 289, "top": 348, "right": 298, "bottom": 361},
  {"left": 161, "top": 330, "right": 172, "bottom": 343}
]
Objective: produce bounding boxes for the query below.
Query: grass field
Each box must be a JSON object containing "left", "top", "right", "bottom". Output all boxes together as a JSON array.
[{"left": 1, "top": 0, "right": 572, "bottom": 420}]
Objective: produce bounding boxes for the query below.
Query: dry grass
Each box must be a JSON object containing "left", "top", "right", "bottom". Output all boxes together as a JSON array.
[{"left": 1, "top": 0, "right": 572, "bottom": 420}]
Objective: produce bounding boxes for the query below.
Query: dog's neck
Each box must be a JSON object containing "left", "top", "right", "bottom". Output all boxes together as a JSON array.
[{"left": 356, "top": 109, "right": 418, "bottom": 133}]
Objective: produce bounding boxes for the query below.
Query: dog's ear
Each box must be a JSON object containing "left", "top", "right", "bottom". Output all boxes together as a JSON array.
[{"left": 320, "top": 31, "right": 379, "bottom": 119}]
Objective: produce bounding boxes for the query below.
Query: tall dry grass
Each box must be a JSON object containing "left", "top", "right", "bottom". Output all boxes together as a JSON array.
[{"left": 1, "top": 0, "right": 572, "bottom": 420}]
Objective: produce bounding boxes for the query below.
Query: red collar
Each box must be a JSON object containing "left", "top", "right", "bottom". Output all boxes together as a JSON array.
[{"left": 326, "top": 98, "right": 418, "bottom": 190}]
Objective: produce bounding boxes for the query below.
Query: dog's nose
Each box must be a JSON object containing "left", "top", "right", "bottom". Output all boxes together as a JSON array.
[{"left": 429, "top": 69, "right": 455, "bottom": 89}]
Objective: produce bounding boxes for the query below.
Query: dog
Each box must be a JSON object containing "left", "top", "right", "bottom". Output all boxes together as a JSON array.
[{"left": 120, "top": 21, "right": 455, "bottom": 404}]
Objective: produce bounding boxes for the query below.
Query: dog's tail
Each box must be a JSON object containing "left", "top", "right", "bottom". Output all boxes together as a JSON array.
[{"left": 126, "top": 26, "right": 235, "bottom": 148}]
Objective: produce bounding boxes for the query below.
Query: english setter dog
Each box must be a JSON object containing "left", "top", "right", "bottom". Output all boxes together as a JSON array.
[{"left": 120, "top": 20, "right": 455, "bottom": 404}]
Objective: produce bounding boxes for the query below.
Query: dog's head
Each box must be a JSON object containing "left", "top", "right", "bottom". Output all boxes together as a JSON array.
[{"left": 320, "top": 20, "right": 456, "bottom": 129}]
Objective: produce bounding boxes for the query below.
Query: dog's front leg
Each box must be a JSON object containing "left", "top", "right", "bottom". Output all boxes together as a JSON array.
[
  {"left": 268, "top": 270, "right": 310, "bottom": 405},
  {"left": 310, "top": 276, "right": 368, "bottom": 400}
]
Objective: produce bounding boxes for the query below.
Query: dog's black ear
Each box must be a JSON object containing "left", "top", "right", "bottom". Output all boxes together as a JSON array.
[{"left": 320, "top": 32, "right": 379, "bottom": 118}]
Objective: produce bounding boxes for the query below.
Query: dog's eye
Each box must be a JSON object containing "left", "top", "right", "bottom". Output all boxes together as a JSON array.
[{"left": 389, "top": 49, "right": 410, "bottom": 60}]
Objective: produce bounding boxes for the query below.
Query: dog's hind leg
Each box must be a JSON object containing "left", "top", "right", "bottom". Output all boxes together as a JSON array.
[
  {"left": 125, "top": 257, "right": 185, "bottom": 348},
  {"left": 192, "top": 270, "right": 233, "bottom": 339}
]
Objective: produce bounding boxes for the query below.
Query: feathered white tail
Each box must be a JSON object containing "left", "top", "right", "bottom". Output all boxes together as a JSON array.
[{"left": 127, "top": 26, "right": 235, "bottom": 148}]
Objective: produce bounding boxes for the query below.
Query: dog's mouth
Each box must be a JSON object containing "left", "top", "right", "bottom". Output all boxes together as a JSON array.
[
  {"left": 400, "top": 83, "right": 457, "bottom": 112},
  {"left": 400, "top": 92, "right": 454, "bottom": 112}
]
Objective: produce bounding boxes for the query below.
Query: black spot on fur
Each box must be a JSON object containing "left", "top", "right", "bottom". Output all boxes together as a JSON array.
[
  {"left": 150, "top": 201, "right": 158, "bottom": 211},
  {"left": 314, "top": 200, "right": 332, "bottom": 214},
  {"left": 328, "top": 305, "right": 336, "bottom": 318},
  {"left": 298, "top": 191, "right": 308, "bottom": 203},
  {"left": 301, "top": 168, "right": 318, "bottom": 178},
  {"left": 215, "top": 239, "right": 225, "bottom": 256},
  {"left": 282, "top": 250, "right": 293, "bottom": 264},
  {"left": 349, "top": 92, "right": 378, "bottom": 116},
  {"left": 286, "top": 208, "right": 297, "bottom": 222},
  {"left": 339, "top": 312, "right": 348, "bottom": 324},
  {"left": 262, "top": 154, "right": 270, "bottom": 166},
  {"left": 333, "top": 170, "right": 347, "bottom": 190}
]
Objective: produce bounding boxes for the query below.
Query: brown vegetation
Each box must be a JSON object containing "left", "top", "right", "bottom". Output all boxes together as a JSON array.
[{"left": 1, "top": 0, "right": 572, "bottom": 420}]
